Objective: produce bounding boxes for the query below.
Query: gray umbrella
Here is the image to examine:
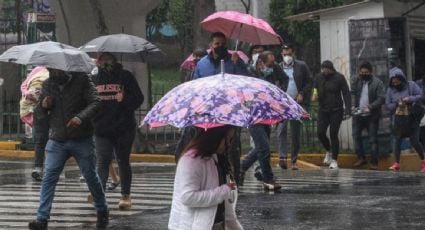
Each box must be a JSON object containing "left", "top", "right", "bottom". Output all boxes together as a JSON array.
[
  {"left": 0, "top": 41, "right": 95, "bottom": 73},
  {"left": 80, "top": 33, "right": 163, "bottom": 62}
]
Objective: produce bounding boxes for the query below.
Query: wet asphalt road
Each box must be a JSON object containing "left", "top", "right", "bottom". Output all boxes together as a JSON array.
[{"left": 0, "top": 159, "right": 424, "bottom": 229}]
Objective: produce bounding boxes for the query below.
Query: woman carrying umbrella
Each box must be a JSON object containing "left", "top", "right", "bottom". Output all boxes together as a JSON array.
[
  {"left": 168, "top": 125, "right": 243, "bottom": 230},
  {"left": 91, "top": 52, "right": 144, "bottom": 210}
]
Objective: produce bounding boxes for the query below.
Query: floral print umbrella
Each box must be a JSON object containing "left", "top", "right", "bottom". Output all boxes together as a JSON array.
[{"left": 142, "top": 73, "right": 308, "bottom": 129}]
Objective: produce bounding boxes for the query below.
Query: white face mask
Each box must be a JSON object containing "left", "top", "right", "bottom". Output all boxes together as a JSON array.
[{"left": 283, "top": 55, "right": 293, "bottom": 65}]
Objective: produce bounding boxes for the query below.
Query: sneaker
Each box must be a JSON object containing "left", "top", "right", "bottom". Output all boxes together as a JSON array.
[
  {"left": 263, "top": 180, "right": 282, "bottom": 191},
  {"left": 420, "top": 160, "right": 425, "bottom": 172},
  {"left": 79, "top": 176, "right": 85, "bottom": 182},
  {"left": 353, "top": 159, "right": 367, "bottom": 167},
  {"left": 87, "top": 193, "right": 93, "bottom": 204},
  {"left": 253, "top": 170, "right": 263, "bottom": 181},
  {"left": 106, "top": 181, "right": 120, "bottom": 192},
  {"left": 329, "top": 160, "right": 339, "bottom": 169},
  {"left": 96, "top": 209, "right": 109, "bottom": 229},
  {"left": 279, "top": 158, "right": 287, "bottom": 170},
  {"left": 28, "top": 219, "right": 48, "bottom": 230},
  {"left": 389, "top": 162, "right": 400, "bottom": 171},
  {"left": 323, "top": 152, "right": 332, "bottom": 165},
  {"left": 118, "top": 195, "right": 132, "bottom": 210},
  {"left": 31, "top": 168, "right": 42, "bottom": 182},
  {"left": 291, "top": 162, "right": 299, "bottom": 170}
]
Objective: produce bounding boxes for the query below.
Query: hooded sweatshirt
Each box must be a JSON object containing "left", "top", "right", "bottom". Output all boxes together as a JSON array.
[
  {"left": 91, "top": 63, "right": 144, "bottom": 137},
  {"left": 385, "top": 71, "right": 422, "bottom": 115}
]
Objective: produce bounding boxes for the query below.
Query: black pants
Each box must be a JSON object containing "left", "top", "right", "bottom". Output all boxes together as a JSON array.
[
  {"left": 95, "top": 128, "right": 135, "bottom": 195},
  {"left": 227, "top": 127, "right": 241, "bottom": 185},
  {"left": 317, "top": 110, "right": 343, "bottom": 160},
  {"left": 393, "top": 119, "right": 424, "bottom": 163},
  {"left": 419, "top": 126, "right": 425, "bottom": 147},
  {"left": 353, "top": 114, "right": 380, "bottom": 164},
  {"left": 33, "top": 116, "right": 49, "bottom": 168}
]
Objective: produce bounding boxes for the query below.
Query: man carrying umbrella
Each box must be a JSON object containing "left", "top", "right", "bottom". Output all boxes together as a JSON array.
[
  {"left": 29, "top": 68, "right": 109, "bottom": 229},
  {"left": 192, "top": 32, "right": 248, "bottom": 186},
  {"left": 193, "top": 32, "right": 247, "bottom": 79}
]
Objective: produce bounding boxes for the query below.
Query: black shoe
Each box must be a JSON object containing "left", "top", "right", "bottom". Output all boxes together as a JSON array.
[
  {"left": 96, "top": 209, "right": 109, "bottom": 229},
  {"left": 31, "top": 170, "right": 42, "bottom": 182},
  {"left": 279, "top": 158, "right": 287, "bottom": 170},
  {"left": 263, "top": 180, "right": 282, "bottom": 191},
  {"left": 106, "top": 181, "right": 120, "bottom": 192},
  {"left": 28, "top": 219, "right": 48, "bottom": 230},
  {"left": 254, "top": 170, "right": 263, "bottom": 181}
]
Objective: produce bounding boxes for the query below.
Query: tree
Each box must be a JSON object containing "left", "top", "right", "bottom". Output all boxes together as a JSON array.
[
  {"left": 169, "top": 0, "right": 194, "bottom": 57},
  {"left": 192, "top": 0, "right": 215, "bottom": 50},
  {"left": 269, "top": 0, "right": 359, "bottom": 72}
]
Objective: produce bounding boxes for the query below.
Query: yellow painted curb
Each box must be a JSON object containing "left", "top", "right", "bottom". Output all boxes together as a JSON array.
[{"left": 0, "top": 142, "right": 19, "bottom": 150}]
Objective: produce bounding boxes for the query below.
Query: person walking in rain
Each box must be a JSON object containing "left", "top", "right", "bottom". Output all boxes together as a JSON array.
[
  {"left": 168, "top": 126, "right": 243, "bottom": 230},
  {"left": 240, "top": 51, "right": 286, "bottom": 190},
  {"left": 192, "top": 32, "right": 248, "bottom": 185},
  {"left": 351, "top": 61, "right": 385, "bottom": 170},
  {"left": 385, "top": 68, "right": 425, "bottom": 171},
  {"left": 277, "top": 43, "right": 313, "bottom": 170},
  {"left": 28, "top": 68, "right": 109, "bottom": 230},
  {"left": 91, "top": 52, "right": 144, "bottom": 210},
  {"left": 314, "top": 60, "right": 351, "bottom": 169}
]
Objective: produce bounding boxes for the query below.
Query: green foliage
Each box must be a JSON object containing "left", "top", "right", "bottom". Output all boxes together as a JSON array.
[
  {"left": 146, "top": 0, "right": 170, "bottom": 39},
  {"left": 168, "top": 0, "right": 194, "bottom": 54},
  {"left": 269, "top": 0, "right": 346, "bottom": 46}
]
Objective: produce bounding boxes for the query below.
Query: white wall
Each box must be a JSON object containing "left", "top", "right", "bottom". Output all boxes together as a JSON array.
[{"left": 50, "top": 0, "right": 160, "bottom": 109}]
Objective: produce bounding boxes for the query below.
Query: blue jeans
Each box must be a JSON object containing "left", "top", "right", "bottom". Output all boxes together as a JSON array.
[
  {"left": 37, "top": 138, "right": 108, "bottom": 220},
  {"left": 241, "top": 125, "right": 274, "bottom": 182},
  {"left": 277, "top": 120, "right": 301, "bottom": 163}
]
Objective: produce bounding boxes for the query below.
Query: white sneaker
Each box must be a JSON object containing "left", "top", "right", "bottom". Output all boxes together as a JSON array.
[
  {"left": 323, "top": 152, "right": 332, "bottom": 165},
  {"left": 329, "top": 160, "right": 339, "bottom": 169}
]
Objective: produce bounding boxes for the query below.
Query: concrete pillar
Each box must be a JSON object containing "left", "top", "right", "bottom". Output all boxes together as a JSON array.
[{"left": 49, "top": 0, "right": 160, "bottom": 109}]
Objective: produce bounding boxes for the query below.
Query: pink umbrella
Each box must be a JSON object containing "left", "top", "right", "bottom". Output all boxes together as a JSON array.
[
  {"left": 180, "top": 49, "right": 249, "bottom": 71},
  {"left": 201, "top": 11, "right": 283, "bottom": 46}
]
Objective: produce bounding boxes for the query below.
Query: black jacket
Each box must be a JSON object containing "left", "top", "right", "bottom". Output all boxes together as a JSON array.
[
  {"left": 280, "top": 60, "right": 313, "bottom": 107},
  {"left": 351, "top": 76, "right": 385, "bottom": 116},
  {"left": 314, "top": 71, "right": 351, "bottom": 113},
  {"left": 39, "top": 73, "right": 101, "bottom": 142},
  {"left": 91, "top": 64, "right": 144, "bottom": 137}
]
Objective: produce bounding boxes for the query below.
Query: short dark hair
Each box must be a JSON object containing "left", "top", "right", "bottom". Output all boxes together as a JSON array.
[
  {"left": 259, "top": 51, "right": 274, "bottom": 63},
  {"left": 249, "top": 45, "right": 265, "bottom": 56},
  {"left": 359, "top": 61, "right": 373, "bottom": 72},
  {"left": 281, "top": 43, "right": 294, "bottom": 51},
  {"left": 193, "top": 48, "right": 207, "bottom": 57},
  {"left": 210, "top": 32, "right": 226, "bottom": 41}
]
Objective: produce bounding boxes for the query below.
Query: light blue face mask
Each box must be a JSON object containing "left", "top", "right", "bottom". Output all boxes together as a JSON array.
[{"left": 261, "top": 67, "right": 273, "bottom": 76}]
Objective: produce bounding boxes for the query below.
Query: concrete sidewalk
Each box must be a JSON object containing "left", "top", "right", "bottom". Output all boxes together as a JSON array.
[{"left": 1, "top": 141, "right": 424, "bottom": 171}]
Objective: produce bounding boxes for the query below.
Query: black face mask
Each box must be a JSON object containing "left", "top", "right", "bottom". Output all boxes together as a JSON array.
[
  {"left": 214, "top": 46, "right": 228, "bottom": 60},
  {"left": 360, "top": 74, "right": 372, "bottom": 81}
]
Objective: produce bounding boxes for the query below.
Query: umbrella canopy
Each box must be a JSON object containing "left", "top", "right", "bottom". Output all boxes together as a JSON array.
[
  {"left": 80, "top": 33, "right": 162, "bottom": 62},
  {"left": 180, "top": 49, "right": 249, "bottom": 71},
  {"left": 201, "top": 11, "right": 282, "bottom": 45},
  {"left": 0, "top": 41, "right": 95, "bottom": 73},
  {"left": 142, "top": 73, "right": 308, "bottom": 129}
]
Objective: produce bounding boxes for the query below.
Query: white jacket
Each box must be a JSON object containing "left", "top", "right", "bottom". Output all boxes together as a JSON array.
[{"left": 168, "top": 150, "right": 243, "bottom": 230}]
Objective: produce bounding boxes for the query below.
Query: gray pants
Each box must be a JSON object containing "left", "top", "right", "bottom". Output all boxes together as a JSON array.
[{"left": 277, "top": 120, "right": 301, "bottom": 163}]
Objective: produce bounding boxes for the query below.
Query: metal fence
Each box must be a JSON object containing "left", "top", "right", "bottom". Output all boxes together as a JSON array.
[{"left": 134, "top": 105, "right": 323, "bottom": 154}]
